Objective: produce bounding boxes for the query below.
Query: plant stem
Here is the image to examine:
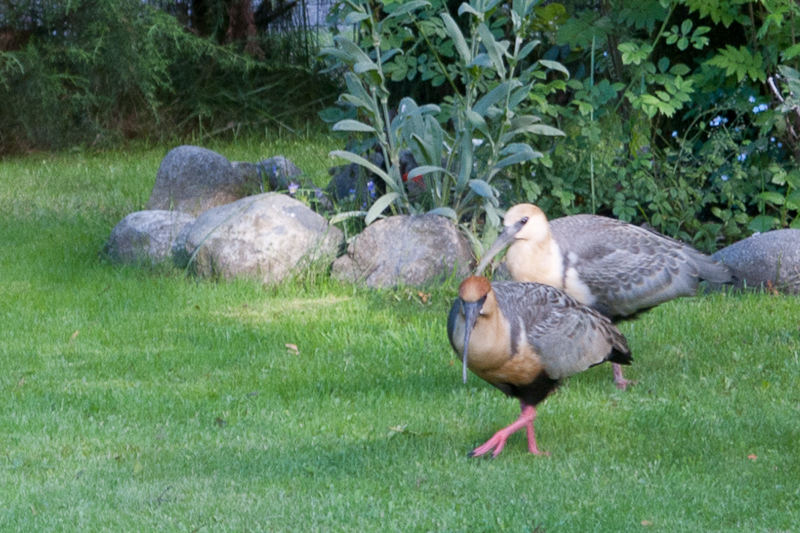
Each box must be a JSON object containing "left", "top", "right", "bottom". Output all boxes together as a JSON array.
[{"left": 414, "top": 19, "right": 462, "bottom": 99}]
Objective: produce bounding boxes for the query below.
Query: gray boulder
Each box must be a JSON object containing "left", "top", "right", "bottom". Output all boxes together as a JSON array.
[
  {"left": 711, "top": 229, "right": 800, "bottom": 294},
  {"left": 147, "top": 146, "right": 260, "bottom": 216},
  {"left": 184, "top": 193, "right": 343, "bottom": 284},
  {"left": 171, "top": 221, "right": 195, "bottom": 269},
  {"left": 106, "top": 210, "right": 195, "bottom": 265},
  {"left": 332, "top": 214, "right": 474, "bottom": 288}
]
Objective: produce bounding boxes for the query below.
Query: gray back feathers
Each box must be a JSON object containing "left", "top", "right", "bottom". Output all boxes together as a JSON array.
[
  {"left": 491, "top": 282, "right": 631, "bottom": 380},
  {"left": 550, "top": 215, "right": 732, "bottom": 317}
]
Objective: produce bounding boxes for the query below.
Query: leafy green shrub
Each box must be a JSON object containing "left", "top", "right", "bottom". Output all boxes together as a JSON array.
[
  {"left": 513, "top": 0, "right": 800, "bottom": 250},
  {"left": 321, "top": 0, "right": 800, "bottom": 251},
  {"left": 323, "top": 0, "right": 565, "bottom": 249},
  {"left": 526, "top": 81, "right": 799, "bottom": 251}
]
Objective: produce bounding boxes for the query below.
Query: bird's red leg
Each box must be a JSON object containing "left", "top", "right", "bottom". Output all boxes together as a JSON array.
[
  {"left": 522, "top": 404, "right": 550, "bottom": 456},
  {"left": 612, "top": 363, "right": 637, "bottom": 390},
  {"left": 470, "top": 402, "right": 548, "bottom": 458}
]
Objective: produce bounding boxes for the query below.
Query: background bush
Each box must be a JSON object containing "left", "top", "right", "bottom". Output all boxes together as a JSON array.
[
  {"left": 0, "top": 0, "right": 338, "bottom": 153},
  {"left": 322, "top": 0, "right": 567, "bottom": 252},
  {"left": 325, "top": 0, "right": 800, "bottom": 250}
]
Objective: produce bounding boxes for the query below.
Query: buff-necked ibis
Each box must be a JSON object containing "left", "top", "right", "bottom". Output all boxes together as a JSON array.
[
  {"left": 475, "top": 203, "right": 732, "bottom": 389},
  {"left": 447, "top": 275, "right": 632, "bottom": 457}
]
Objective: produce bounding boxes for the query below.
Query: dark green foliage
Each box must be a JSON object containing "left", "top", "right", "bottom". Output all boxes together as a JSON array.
[
  {"left": 0, "top": 0, "right": 337, "bottom": 153},
  {"left": 323, "top": 0, "right": 800, "bottom": 249},
  {"left": 511, "top": 0, "right": 800, "bottom": 249}
]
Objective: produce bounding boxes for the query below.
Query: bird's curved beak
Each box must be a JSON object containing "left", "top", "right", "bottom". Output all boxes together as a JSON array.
[
  {"left": 461, "top": 300, "right": 482, "bottom": 384},
  {"left": 475, "top": 219, "right": 525, "bottom": 276}
]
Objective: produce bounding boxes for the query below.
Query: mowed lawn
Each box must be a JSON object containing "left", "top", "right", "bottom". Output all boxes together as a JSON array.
[{"left": 1, "top": 137, "right": 799, "bottom": 532}]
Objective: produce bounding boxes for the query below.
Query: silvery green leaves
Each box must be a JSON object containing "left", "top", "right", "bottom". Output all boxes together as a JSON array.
[
  {"left": 332, "top": 120, "right": 376, "bottom": 134},
  {"left": 324, "top": 0, "right": 566, "bottom": 244},
  {"left": 323, "top": 9, "right": 419, "bottom": 221},
  {"left": 324, "top": 36, "right": 384, "bottom": 89},
  {"left": 436, "top": 0, "right": 564, "bottom": 238},
  {"left": 440, "top": 13, "right": 471, "bottom": 64},
  {"left": 475, "top": 23, "right": 508, "bottom": 78}
]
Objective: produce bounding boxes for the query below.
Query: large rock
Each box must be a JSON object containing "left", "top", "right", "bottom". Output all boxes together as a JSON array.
[
  {"left": 332, "top": 214, "right": 473, "bottom": 288},
  {"left": 147, "top": 146, "right": 258, "bottom": 216},
  {"left": 184, "top": 193, "right": 343, "bottom": 284},
  {"left": 106, "top": 210, "right": 195, "bottom": 265},
  {"left": 712, "top": 229, "right": 800, "bottom": 294}
]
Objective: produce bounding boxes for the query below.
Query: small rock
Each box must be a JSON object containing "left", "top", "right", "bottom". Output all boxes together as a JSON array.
[
  {"left": 711, "top": 229, "right": 800, "bottom": 294},
  {"left": 256, "top": 156, "right": 304, "bottom": 192},
  {"left": 229, "top": 162, "right": 267, "bottom": 196},
  {"left": 332, "top": 214, "right": 473, "bottom": 288},
  {"left": 106, "top": 210, "right": 195, "bottom": 265},
  {"left": 234, "top": 157, "right": 332, "bottom": 211}
]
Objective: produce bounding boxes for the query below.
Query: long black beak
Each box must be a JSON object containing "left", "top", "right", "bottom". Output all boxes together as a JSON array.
[
  {"left": 461, "top": 300, "right": 482, "bottom": 384},
  {"left": 475, "top": 219, "right": 525, "bottom": 275}
]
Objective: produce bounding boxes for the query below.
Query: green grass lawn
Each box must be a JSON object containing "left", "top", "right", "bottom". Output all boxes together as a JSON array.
[{"left": 1, "top": 136, "right": 799, "bottom": 532}]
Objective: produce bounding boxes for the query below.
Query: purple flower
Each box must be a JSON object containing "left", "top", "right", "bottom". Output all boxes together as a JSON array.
[
  {"left": 749, "top": 95, "right": 756, "bottom": 103},
  {"left": 671, "top": 131, "right": 678, "bottom": 138},
  {"left": 721, "top": 175, "right": 729, "bottom": 181},
  {"left": 737, "top": 153, "right": 746, "bottom": 162},
  {"left": 288, "top": 182, "right": 300, "bottom": 195}
]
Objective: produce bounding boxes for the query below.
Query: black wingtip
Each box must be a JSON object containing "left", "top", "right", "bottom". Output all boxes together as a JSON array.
[{"left": 608, "top": 347, "right": 633, "bottom": 366}]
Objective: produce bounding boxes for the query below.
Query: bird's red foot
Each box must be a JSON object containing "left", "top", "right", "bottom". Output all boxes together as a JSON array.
[
  {"left": 613, "top": 363, "right": 638, "bottom": 390},
  {"left": 614, "top": 377, "right": 639, "bottom": 390},
  {"left": 469, "top": 403, "right": 547, "bottom": 458},
  {"left": 469, "top": 430, "right": 511, "bottom": 458}
]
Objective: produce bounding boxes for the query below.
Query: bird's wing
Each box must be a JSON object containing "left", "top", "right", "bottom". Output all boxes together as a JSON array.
[
  {"left": 550, "top": 215, "right": 728, "bottom": 317},
  {"left": 492, "top": 282, "right": 630, "bottom": 380}
]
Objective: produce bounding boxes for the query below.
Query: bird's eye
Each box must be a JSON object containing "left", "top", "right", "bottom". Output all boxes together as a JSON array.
[{"left": 521, "top": 216, "right": 529, "bottom": 224}]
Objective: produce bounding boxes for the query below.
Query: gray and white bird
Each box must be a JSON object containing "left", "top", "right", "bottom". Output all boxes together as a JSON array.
[
  {"left": 447, "top": 275, "right": 632, "bottom": 457},
  {"left": 476, "top": 203, "right": 732, "bottom": 389}
]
